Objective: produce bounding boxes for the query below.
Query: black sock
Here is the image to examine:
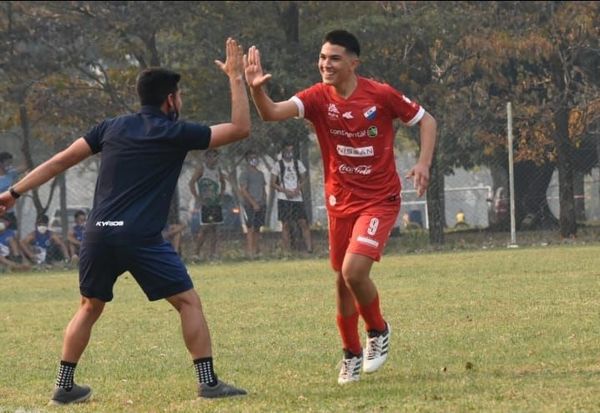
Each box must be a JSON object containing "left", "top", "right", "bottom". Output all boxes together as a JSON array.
[
  {"left": 194, "top": 357, "right": 217, "bottom": 386},
  {"left": 55, "top": 360, "right": 77, "bottom": 390}
]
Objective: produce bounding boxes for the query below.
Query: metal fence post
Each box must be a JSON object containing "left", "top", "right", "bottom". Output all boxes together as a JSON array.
[{"left": 507, "top": 102, "right": 518, "bottom": 247}]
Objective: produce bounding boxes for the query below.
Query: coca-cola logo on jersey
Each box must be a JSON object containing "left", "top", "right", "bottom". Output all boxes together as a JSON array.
[{"left": 338, "top": 164, "right": 373, "bottom": 175}]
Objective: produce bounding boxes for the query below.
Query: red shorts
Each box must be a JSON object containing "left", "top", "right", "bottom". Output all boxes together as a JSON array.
[{"left": 328, "top": 205, "right": 400, "bottom": 271}]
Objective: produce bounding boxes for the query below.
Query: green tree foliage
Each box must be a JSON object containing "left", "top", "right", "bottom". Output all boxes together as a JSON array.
[{"left": 1, "top": 1, "right": 599, "bottom": 240}]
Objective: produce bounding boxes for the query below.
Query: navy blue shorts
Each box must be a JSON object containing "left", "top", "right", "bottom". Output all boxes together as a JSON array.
[{"left": 79, "top": 239, "right": 193, "bottom": 302}]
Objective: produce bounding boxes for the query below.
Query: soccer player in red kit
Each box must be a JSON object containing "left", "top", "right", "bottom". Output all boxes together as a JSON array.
[{"left": 244, "top": 30, "right": 437, "bottom": 384}]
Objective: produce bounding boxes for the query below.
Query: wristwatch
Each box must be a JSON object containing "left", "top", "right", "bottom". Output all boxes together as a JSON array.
[{"left": 8, "top": 187, "right": 21, "bottom": 199}]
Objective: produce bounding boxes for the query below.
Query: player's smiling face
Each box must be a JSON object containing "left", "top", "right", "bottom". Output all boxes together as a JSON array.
[{"left": 318, "top": 43, "right": 358, "bottom": 86}]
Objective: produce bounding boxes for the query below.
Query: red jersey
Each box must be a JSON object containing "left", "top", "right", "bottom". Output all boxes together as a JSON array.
[{"left": 291, "top": 76, "right": 424, "bottom": 217}]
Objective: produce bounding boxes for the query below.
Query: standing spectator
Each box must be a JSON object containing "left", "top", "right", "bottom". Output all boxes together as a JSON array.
[
  {"left": 0, "top": 152, "right": 25, "bottom": 231},
  {"left": 189, "top": 149, "right": 226, "bottom": 260},
  {"left": 0, "top": 216, "right": 29, "bottom": 271},
  {"left": 67, "top": 210, "right": 87, "bottom": 260},
  {"left": 239, "top": 150, "right": 266, "bottom": 259},
  {"left": 270, "top": 142, "right": 313, "bottom": 253},
  {"left": 20, "top": 214, "right": 69, "bottom": 265}
]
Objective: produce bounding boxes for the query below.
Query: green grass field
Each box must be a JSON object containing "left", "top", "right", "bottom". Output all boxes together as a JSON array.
[{"left": 2, "top": 245, "right": 600, "bottom": 412}]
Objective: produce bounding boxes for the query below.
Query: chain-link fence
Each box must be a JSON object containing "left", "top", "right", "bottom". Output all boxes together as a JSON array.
[{"left": 5, "top": 102, "right": 600, "bottom": 267}]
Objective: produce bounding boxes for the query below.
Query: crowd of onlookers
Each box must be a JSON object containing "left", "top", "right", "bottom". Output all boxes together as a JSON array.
[
  {"left": 0, "top": 151, "right": 87, "bottom": 271},
  {"left": 181, "top": 144, "right": 312, "bottom": 261},
  {"left": 1, "top": 143, "right": 315, "bottom": 271}
]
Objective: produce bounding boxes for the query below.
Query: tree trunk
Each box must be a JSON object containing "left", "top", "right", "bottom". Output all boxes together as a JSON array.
[
  {"left": 427, "top": 145, "right": 444, "bottom": 244},
  {"left": 514, "top": 161, "right": 558, "bottom": 230},
  {"left": 58, "top": 173, "right": 69, "bottom": 241},
  {"left": 596, "top": 134, "right": 600, "bottom": 220},
  {"left": 299, "top": 132, "right": 313, "bottom": 223},
  {"left": 278, "top": 2, "right": 299, "bottom": 44},
  {"left": 574, "top": 171, "right": 586, "bottom": 222},
  {"left": 553, "top": 107, "right": 577, "bottom": 237}
]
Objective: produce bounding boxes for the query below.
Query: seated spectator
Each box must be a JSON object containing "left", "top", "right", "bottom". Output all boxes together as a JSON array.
[
  {"left": 20, "top": 214, "right": 69, "bottom": 265},
  {"left": 0, "top": 217, "right": 30, "bottom": 271},
  {"left": 0, "top": 152, "right": 26, "bottom": 231},
  {"left": 67, "top": 210, "right": 87, "bottom": 260},
  {"left": 454, "top": 209, "right": 469, "bottom": 229}
]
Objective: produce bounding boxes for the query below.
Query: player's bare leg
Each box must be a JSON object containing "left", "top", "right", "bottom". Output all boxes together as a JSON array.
[
  {"left": 166, "top": 289, "right": 212, "bottom": 359},
  {"left": 50, "top": 297, "right": 104, "bottom": 405},
  {"left": 166, "top": 289, "right": 246, "bottom": 398}
]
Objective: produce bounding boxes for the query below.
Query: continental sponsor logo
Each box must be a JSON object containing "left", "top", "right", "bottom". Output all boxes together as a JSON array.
[
  {"left": 336, "top": 145, "right": 374, "bottom": 157},
  {"left": 329, "top": 128, "right": 367, "bottom": 139}
]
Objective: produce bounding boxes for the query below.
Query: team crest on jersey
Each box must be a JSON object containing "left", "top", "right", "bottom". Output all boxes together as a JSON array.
[
  {"left": 367, "top": 126, "right": 378, "bottom": 138},
  {"left": 363, "top": 106, "right": 377, "bottom": 120}
]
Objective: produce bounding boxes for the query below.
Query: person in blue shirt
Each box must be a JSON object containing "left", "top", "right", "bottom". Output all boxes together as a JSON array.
[
  {"left": 0, "top": 152, "right": 26, "bottom": 231},
  {"left": 0, "top": 216, "right": 29, "bottom": 271},
  {"left": 0, "top": 38, "right": 250, "bottom": 404},
  {"left": 67, "top": 209, "right": 87, "bottom": 260},
  {"left": 20, "top": 214, "right": 69, "bottom": 265}
]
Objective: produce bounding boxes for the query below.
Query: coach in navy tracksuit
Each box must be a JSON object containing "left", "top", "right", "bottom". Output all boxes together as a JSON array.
[{"left": 0, "top": 38, "right": 250, "bottom": 404}]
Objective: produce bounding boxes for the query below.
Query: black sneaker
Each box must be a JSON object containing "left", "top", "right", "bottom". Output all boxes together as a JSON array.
[
  {"left": 198, "top": 379, "right": 247, "bottom": 399},
  {"left": 49, "top": 384, "right": 92, "bottom": 405}
]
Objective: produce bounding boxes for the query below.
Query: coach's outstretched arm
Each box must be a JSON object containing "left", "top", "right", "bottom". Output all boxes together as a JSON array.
[
  {"left": 244, "top": 46, "right": 298, "bottom": 121},
  {"left": 208, "top": 38, "right": 251, "bottom": 148},
  {"left": 0, "top": 138, "right": 92, "bottom": 215}
]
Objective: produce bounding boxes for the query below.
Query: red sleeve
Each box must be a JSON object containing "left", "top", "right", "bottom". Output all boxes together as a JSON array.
[
  {"left": 294, "top": 83, "right": 323, "bottom": 123},
  {"left": 381, "top": 83, "right": 425, "bottom": 126}
]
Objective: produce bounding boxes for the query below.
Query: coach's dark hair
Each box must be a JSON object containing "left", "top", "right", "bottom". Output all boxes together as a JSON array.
[
  {"left": 324, "top": 30, "right": 360, "bottom": 57},
  {"left": 245, "top": 150, "right": 257, "bottom": 160},
  {"left": 136, "top": 68, "right": 181, "bottom": 107}
]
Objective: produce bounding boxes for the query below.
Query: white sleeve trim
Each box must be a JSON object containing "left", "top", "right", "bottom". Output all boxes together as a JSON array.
[
  {"left": 406, "top": 107, "right": 425, "bottom": 127},
  {"left": 289, "top": 96, "right": 305, "bottom": 119}
]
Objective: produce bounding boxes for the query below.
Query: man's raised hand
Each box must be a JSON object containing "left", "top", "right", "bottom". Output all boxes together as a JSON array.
[
  {"left": 215, "top": 37, "right": 244, "bottom": 79},
  {"left": 244, "top": 46, "right": 272, "bottom": 88}
]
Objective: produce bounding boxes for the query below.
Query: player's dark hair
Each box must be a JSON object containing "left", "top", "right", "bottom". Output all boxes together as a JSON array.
[
  {"left": 245, "top": 150, "right": 257, "bottom": 160},
  {"left": 324, "top": 30, "right": 360, "bottom": 57},
  {"left": 74, "top": 210, "right": 86, "bottom": 219},
  {"left": 136, "top": 68, "right": 181, "bottom": 107}
]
